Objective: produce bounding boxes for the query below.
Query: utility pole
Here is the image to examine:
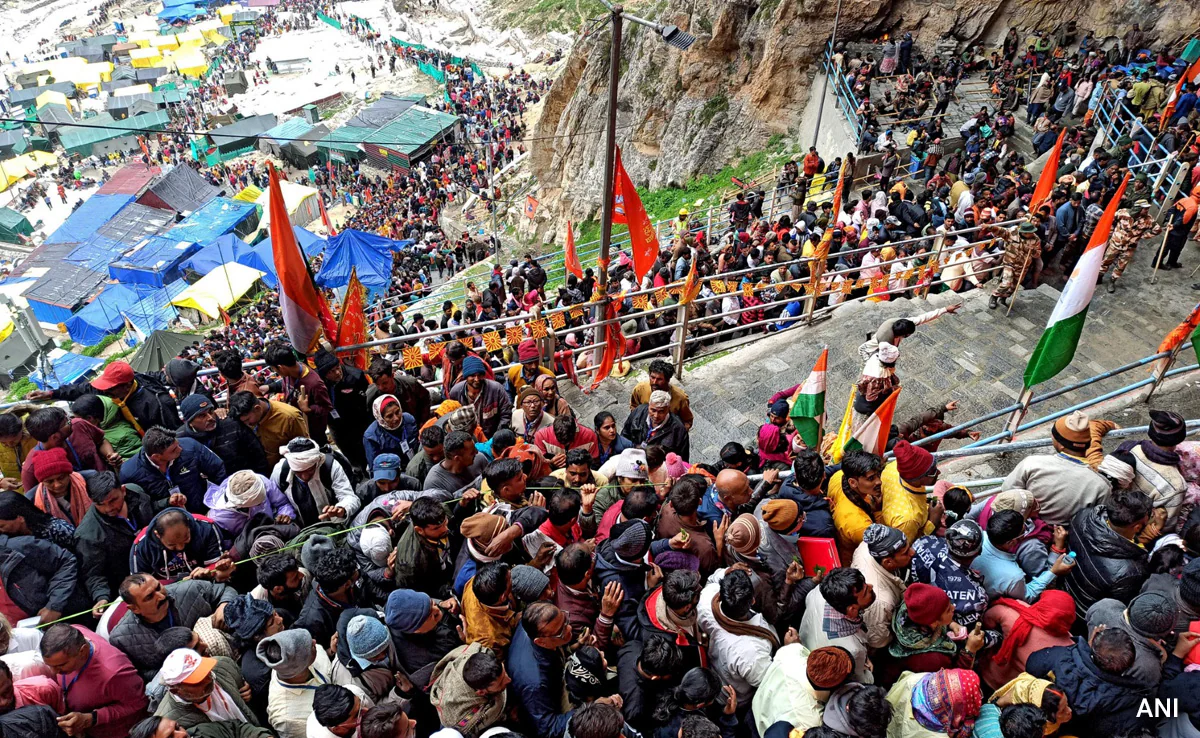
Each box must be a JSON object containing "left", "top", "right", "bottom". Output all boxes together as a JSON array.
[{"left": 596, "top": 4, "right": 623, "bottom": 294}]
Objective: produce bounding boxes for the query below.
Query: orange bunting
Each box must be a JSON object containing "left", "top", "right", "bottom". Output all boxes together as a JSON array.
[
  {"left": 633, "top": 294, "right": 650, "bottom": 310},
  {"left": 402, "top": 346, "right": 424, "bottom": 370},
  {"left": 570, "top": 307, "right": 585, "bottom": 320},
  {"left": 529, "top": 319, "right": 549, "bottom": 339},
  {"left": 712, "top": 280, "right": 727, "bottom": 294},
  {"left": 458, "top": 337, "right": 474, "bottom": 350},
  {"left": 654, "top": 287, "right": 669, "bottom": 304},
  {"left": 549, "top": 312, "right": 566, "bottom": 330},
  {"left": 426, "top": 340, "right": 445, "bottom": 360},
  {"left": 742, "top": 283, "right": 754, "bottom": 299},
  {"left": 505, "top": 326, "right": 524, "bottom": 345},
  {"left": 482, "top": 331, "right": 503, "bottom": 352}
]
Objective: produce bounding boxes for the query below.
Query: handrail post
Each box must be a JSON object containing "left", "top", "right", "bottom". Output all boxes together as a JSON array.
[
  {"left": 673, "top": 300, "right": 690, "bottom": 378},
  {"left": 1004, "top": 387, "right": 1034, "bottom": 442},
  {"left": 804, "top": 265, "right": 822, "bottom": 325}
]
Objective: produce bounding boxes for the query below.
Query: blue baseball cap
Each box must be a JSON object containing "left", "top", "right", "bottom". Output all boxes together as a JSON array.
[{"left": 373, "top": 454, "right": 402, "bottom": 481}]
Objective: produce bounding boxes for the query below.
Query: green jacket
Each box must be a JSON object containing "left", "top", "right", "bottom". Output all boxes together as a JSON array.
[{"left": 155, "top": 657, "right": 261, "bottom": 729}]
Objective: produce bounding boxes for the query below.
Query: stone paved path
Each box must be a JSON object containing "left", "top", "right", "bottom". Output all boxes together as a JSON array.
[{"left": 562, "top": 236, "right": 1200, "bottom": 474}]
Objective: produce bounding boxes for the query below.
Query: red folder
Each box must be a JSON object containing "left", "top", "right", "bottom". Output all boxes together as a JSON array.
[{"left": 796, "top": 537, "right": 841, "bottom": 578}]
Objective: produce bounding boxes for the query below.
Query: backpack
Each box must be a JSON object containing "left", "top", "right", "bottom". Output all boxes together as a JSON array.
[{"left": 278, "top": 445, "right": 360, "bottom": 495}]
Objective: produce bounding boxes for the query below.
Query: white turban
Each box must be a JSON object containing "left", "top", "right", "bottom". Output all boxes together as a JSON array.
[
  {"left": 359, "top": 525, "right": 392, "bottom": 567},
  {"left": 1097, "top": 454, "right": 1135, "bottom": 486},
  {"left": 222, "top": 470, "right": 266, "bottom": 509},
  {"left": 877, "top": 342, "right": 900, "bottom": 364},
  {"left": 281, "top": 442, "right": 324, "bottom": 472}
]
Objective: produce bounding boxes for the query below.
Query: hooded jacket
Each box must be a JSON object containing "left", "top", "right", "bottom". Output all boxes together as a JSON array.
[
  {"left": 621, "top": 405, "right": 690, "bottom": 461},
  {"left": 1025, "top": 637, "right": 1152, "bottom": 735},
  {"left": 593, "top": 537, "right": 648, "bottom": 640},
  {"left": 1062, "top": 505, "right": 1150, "bottom": 617},
  {"left": 75, "top": 483, "right": 156, "bottom": 603},
  {"left": 0, "top": 534, "right": 87, "bottom": 616},
  {"left": 51, "top": 371, "right": 181, "bottom": 431},
  {"left": 129, "top": 507, "right": 226, "bottom": 583},
  {"left": 180, "top": 417, "right": 270, "bottom": 477}
]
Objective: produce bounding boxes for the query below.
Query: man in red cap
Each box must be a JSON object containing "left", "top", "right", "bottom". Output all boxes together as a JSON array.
[
  {"left": 880, "top": 440, "right": 944, "bottom": 543},
  {"left": 27, "top": 361, "right": 180, "bottom": 434},
  {"left": 506, "top": 339, "right": 553, "bottom": 396}
]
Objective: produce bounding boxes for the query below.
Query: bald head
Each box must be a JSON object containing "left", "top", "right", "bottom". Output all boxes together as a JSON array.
[{"left": 715, "top": 469, "right": 752, "bottom": 509}]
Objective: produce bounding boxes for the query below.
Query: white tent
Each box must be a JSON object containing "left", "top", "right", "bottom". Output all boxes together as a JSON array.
[{"left": 254, "top": 179, "right": 320, "bottom": 228}]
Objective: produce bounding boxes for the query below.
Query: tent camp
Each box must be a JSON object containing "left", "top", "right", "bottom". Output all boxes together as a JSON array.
[
  {"left": 259, "top": 224, "right": 324, "bottom": 258},
  {"left": 207, "top": 115, "right": 277, "bottom": 156},
  {"left": 109, "top": 236, "right": 200, "bottom": 287},
  {"left": 281, "top": 124, "right": 329, "bottom": 170},
  {"left": 128, "top": 329, "right": 194, "bottom": 373},
  {"left": 316, "top": 230, "right": 410, "bottom": 294},
  {"left": 257, "top": 117, "right": 311, "bottom": 157},
  {"left": 254, "top": 180, "right": 319, "bottom": 228},
  {"left": 138, "top": 164, "right": 221, "bottom": 213},
  {"left": 180, "top": 232, "right": 253, "bottom": 276},
  {"left": 0, "top": 151, "right": 58, "bottom": 192},
  {"left": 232, "top": 185, "right": 262, "bottom": 203},
  {"left": 169, "top": 197, "right": 258, "bottom": 243},
  {"left": 30, "top": 350, "right": 105, "bottom": 390},
  {"left": 63, "top": 282, "right": 150, "bottom": 345},
  {"left": 223, "top": 70, "right": 249, "bottom": 95},
  {"left": 0, "top": 208, "right": 32, "bottom": 244},
  {"left": 362, "top": 106, "right": 461, "bottom": 174},
  {"left": 0, "top": 131, "right": 30, "bottom": 158},
  {"left": 45, "top": 193, "right": 135, "bottom": 245},
  {"left": 95, "top": 202, "right": 176, "bottom": 245},
  {"left": 171, "top": 262, "right": 264, "bottom": 319},
  {"left": 23, "top": 264, "right": 107, "bottom": 324}
]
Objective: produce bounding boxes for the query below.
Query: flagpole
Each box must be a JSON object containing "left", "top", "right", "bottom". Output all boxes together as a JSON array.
[
  {"left": 1004, "top": 387, "right": 1034, "bottom": 441},
  {"left": 1151, "top": 230, "right": 1171, "bottom": 284},
  {"left": 1145, "top": 340, "right": 1186, "bottom": 403}
]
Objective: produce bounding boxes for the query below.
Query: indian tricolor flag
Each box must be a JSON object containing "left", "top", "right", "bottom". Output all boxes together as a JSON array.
[
  {"left": 1161, "top": 57, "right": 1200, "bottom": 132},
  {"left": 789, "top": 348, "right": 827, "bottom": 449},
  {"left": 1023, "top": 173, "right": 1131, "bottom": 388},
  {"left": 830, "top": 386, "right": 900, "bottom": 462}
]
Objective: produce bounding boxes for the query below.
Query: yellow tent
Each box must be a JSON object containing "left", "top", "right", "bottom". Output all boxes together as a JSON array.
[
  {"left": 217, "top": 4, "right": 238, "bottom": 23},
  {"left": 233, "top": 185, "right": 263, "bottom": 203},
  {"left": 0, "top": 153, "right": 55, "bottom": 192},
  {"left": 150, "top": 35, "right": 180, "bottom": 51},
  {"left": 113, "top": 83, "right": 154, "bottom": 98},
  {"left": 130, "top": 48, "right": 163, "bottom": 68},
  {"left": 176, "top": 30, "right": 206, "bottom": 49},
  {"left": 35, "top": 90, "right": 72, "bottom": 112},
  {"left": 255, "top": 180, "right": 320, "bottom": 228},
  {"left": 28, "top": 151, "right": 57, "bottom": 167},
  {"left": 129, "top": 31, "right": 157, "bottom": 48},
  {"left": 168, "top": 52, "right": 208, "bottom": 77},
  {"left": 171, "top": 263, "right": 265, "bottom": 319}
]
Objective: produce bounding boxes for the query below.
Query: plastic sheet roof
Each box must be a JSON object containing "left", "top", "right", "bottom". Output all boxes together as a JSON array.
[
  {"left": 95, "top": 202, "right": 176, "bottom": 245},
  {"left": 45, "top": 194, "right": 136, "bottom": 245},
  {"left": 139, "top": 164, "right": 221, "bottom": 213},
  {"left": 98, "top": 165, "right": 163, "bottom": 196},
  {"left": 260, "top": 116, "right": 312, "bottom": 145},
  {"left": 23, "top": 263, "right": 106, "bottom": 309},
  {"left": 180, "top": 233, "right": 252, "bottom": 275},
  {"left": 363, "top": 106, "right": 459, "bottom": 157},
  {"left": 60, "top": 110, "right": 168, "bottom": 154},
  {"left": 316, "top": 230, "right": 404, "bottom": 294},
  {"left": 344, "top": 94, "right": 422, "bottom": 129},
  {"left": 317, "top": 126, "right": 374, "bottom": 154},
  {"left": 168, "top": 197, "right": 257, "bottom": 243},
  {"left": 126, "top": 281, "right": 187, "bottom": 337},
  {"left": 110, "top": 236, "right": 199, "bottom": 276},
  {"left": 63, "top": 282, "right": 149, "bottom": 345},
  {"left": 30, "top": 350, "right": 105, "bottom": 390},
  {"left": 208, "top": 114, "right": 277, "bottom": 151},
  {"left": 66, "top": 233, "right": 126, "bottom": 271}
]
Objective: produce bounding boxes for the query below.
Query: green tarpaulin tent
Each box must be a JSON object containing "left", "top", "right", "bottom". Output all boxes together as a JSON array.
[
  {"left": 0, "top": 208, "right": 33, "bottom": 244},
  {"left": 128, "top": 330, "right": 196, "bottom": 373}
]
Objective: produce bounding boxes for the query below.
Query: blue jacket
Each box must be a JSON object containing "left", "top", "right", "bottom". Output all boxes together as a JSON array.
[
  {"left": 778, "top": 482, "right": 836, "bottom": 538},
  {"left": 1055, "top": 201, "right": 1084, "bottom": 238},
  {"left": 119, "top": 437, "right": 226, "bottom": 513},
  {"left": 507, "top": 622, "right": 573, "bottom": 738},
  {"left": 594, "top": 537, "right": 647, "bottom": 641},
  {"left": 362, "top": 414, "right": 419, "bottom": 470},
  {"left": 1025, "top": 638, "right": 1151, "bottom": 735},
  {"left": 129, "top": 507, "right": 226, "bottom": 582},
  {"left": 972, "top": 539, "right": 1055, "bottom": 602}
]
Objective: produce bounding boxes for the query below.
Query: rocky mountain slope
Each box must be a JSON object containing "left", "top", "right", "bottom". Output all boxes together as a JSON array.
[{"left": 528, "top": 0, "right": 1200, "bottom": 230}]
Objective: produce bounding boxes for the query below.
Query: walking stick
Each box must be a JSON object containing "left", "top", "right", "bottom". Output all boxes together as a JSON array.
[
  {"left": 1006, "top": 252, "right": 1032, "bottom": 317},
  {"left": 1151, "top": 230, "right": 1171, "bottom": 284}
]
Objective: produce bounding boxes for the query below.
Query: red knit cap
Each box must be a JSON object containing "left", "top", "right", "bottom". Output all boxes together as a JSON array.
[
  {"left": 904, "top": 582, "right": 950, "bottom": 627},
  {"left": 893, "top": 440, "right": 935, "bottom": 480},
  {"left": 32, "top": 447, "right": 73, "bottom": 483}
]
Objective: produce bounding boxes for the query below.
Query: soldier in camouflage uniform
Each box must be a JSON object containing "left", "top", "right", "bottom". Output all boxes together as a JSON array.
[
  {"left": 989, "top": 222, "right": 1041, "bottom": 309},
  {"left": 1098, "top": 199, "right": 1162, "bottom": 292}
]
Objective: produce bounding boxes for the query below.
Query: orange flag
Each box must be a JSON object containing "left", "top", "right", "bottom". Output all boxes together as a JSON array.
[
  {"left": 268, "top": 163, "right": 337, "bottom": 353},
  {"left": 1029, "top": 129, "right": 1066, "bottom": 215},
  {"left": 681, "top": 257, "right": 701, "bottom": 305},
  {"left": 612, "top": 147, "right": 658, "bottom": 281},
  {"left": 586, "top": 298, "right": 627, "bottom": 392},
  {"left": 335, "top": 267, "right": 369, "bottom": 369},
  {"left": 319, "top": 194, "right": 337, "bottom": 237},
  {"left": 565, "top": 220, "right": 582, "bottom": 278},
  {"left": 815, "top": 160, "right": 848, "bottom": 263}
]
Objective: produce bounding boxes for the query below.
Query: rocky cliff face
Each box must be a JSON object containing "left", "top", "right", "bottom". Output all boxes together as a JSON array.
[{"left": 527, "top": 0, "right": 1199, "bottom": 231}]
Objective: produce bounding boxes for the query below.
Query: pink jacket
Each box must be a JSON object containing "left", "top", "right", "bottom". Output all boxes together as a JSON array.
[{"left": 57, "top": 626, "right": 147, "bottom": 738}]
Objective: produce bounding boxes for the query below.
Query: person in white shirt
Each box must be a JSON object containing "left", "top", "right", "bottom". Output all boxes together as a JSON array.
[
  {"left": 257, "top": 629, "right": 362, "bottom": 738},
  {"left": 696, "top": 567, "right": 787, "bottom": 704}
]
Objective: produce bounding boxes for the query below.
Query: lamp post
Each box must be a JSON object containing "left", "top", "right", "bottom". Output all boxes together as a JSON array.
[{"left": 593, "top": 1, "right": 696, "bottom": 293}]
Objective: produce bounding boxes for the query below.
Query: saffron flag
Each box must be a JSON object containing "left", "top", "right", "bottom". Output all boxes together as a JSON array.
[
  {"left": 586, "top": 298, "right": 627, "bottom": 392},
  {"left": 814, "top": 160, "right": 847, "bottom": 263},
  {"left": 681, "top": 257, "right": 701, "bottom": 305},
  {"left": 841, "top": 388, "right": 900, "bottom": 458},
  {"left": 318, "top": 193, "right": 337, "bottom": 237},
  {"left": 335, "top": 267, "right": 369, "bottom": 370},
  {"left": 267, "top": 163, "right": 336, "bottom": 354},
  {"left": 1029, "top": 129, "right": 1066, "bottom": 215},
  {"left": 1161, "top": 58, "right": 1200, "bottom": 131},
  {"left": 612, "top": 146, "right": 658, "bottom": 281},
  {"left": 830, "top": 386, "right": 857, "bottom": 464},
  {"left": 1023, "top": 172, "right": 1130, "bottom": 388},
  {"left": 789, "top": 348, "right": 828, "bottom": 449},
  {"left": 1157, "top": 302, "right": 1200, "bottom": 357},
  {"left": 565, "top": 220, "right": 583, "bottom": 279}
]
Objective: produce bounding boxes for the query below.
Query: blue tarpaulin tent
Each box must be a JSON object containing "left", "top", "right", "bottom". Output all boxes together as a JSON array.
[
  {"left": 63, "top": 283, "right": 147, "bottom": 345},
  {"left": 157, "top": 5, "right": 204, "bottom": 21},
  {"left": 315, "top": 230, "right": 400, "bottom": 294},
  {"left": 259, "top": 225, "right": 325, "bottom": 258},
  {"left": 109, "top": 237, "right": 200, "bottom": 288},
  {"left": 66, "top": 233, "right": 127, "bottom": 272},
  {"left": 327, "top": 229, "right": 411, "bottom": 254},
  {"left": 30, "top": 352, "right": 105, "bottom": 390},
  {"left": 169, "top": 198, "right": 258, "bottom": 245},
  {"left": 180, "top": 233, "right": 253, "bottom": 276},
  {"left": 125, "top": 280, "right": 187, "bottom": 337},
  {"left": 45, "top": 195, "right": 136, "bottom": 245},
  {"left": 240, "top": 241, "right": 279, "bottom": 288}
]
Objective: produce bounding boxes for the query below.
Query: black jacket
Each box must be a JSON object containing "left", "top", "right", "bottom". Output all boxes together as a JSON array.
[
  {"left": 1026, "top": 637, "right": 1151, "bottom": 735},
  {"left": 108, "top": 578, "right": 238, "bottom": 679},
  {"left": 326, "top": 365, "right": 371, "bottom": 469},
  {"left": 51, "top": 371, "right": 181, "bottom": 430},
  {"left": 1063, "top": 505, "right": 1150, "bottom": 617},
  {"left": 75, "top": 483, "right": 156, "bottom": 602},
  {"left": 621, "top": 405, "right": 691, "bottom": 461},
  {"left": 0, "top": 534, "right": 89, "bottom": 616},
  {"left": 180, "top": 417, "right": 269, "bottom": 476}
]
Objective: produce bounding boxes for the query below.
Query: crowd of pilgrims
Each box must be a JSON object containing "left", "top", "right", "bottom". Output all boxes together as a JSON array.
[{"left": 0, "top": 282, "right": 1196, "bottom": 738}]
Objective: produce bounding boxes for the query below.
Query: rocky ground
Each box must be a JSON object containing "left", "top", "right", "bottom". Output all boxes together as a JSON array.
[{"left": 562, "top": 235, "right": 1200, "bottom": 484}]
